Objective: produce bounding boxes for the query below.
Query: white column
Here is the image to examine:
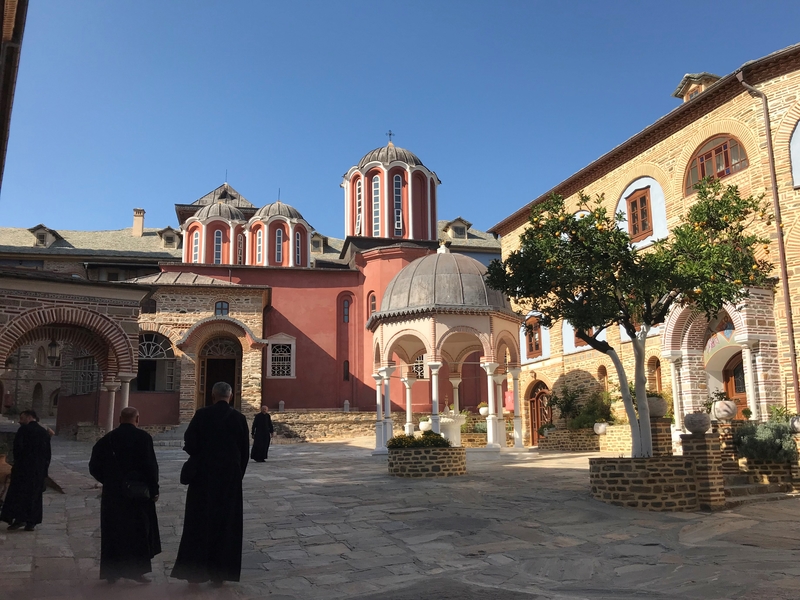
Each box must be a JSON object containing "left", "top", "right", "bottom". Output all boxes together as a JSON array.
[
  {"left": 182, "top": 229, "right": 189, "bottom": 262},
  {"left": 742, "top": 342, "right": 759, "bottom": 420},
  {"left": 119, "top": 374, "right": 134, "bottom": 412},
  {"left": 493, "top": 373, "right": 506, "bottom": 448},
  {"left": 480, "top": 361, "right": 500, "bottom": 448},
  {"left": 229, "top": 223, "right": 236, "bottom": 264},
  {"left": 426, "top": 175, "right": 433, "bottom": 240},
  {"left": 200, "top": 223, "right": 208, "bottom": 264},
  {"left": 289, "top": 222, "right": 296, "bottom": 267},
  {"left": 428, "top": 361, "right": 442, "bottom": 434},
  {"left": 343, "top": 178, "right": 351, "bottom": 237},
  {"left": 509, "top": 367, "right": 522, "bottom": 448},
  {"left": 380, "top": 365, "right": 396, "bottom": 442},
  {"left": 662, "top": 350, "right": 683, "bottom": 431},
  {"left": 372, "top": 373, "right": 384, "bottom": 451},
  {"left": 407, "top": 167, "right": 414, "bottom": 239},
  {"left": 384, "top": 167, "right": 391, "bottom": 238},
  {"left": 401, "top": 375, "right": 416, "bottom": 435},
  {"left": 449, "top": 376, "right": 462, "bottom": 413},
  {"left": 244, "top": 229, "right": 251, "bottom": 265},
  {"left": 104, "top": 382, "right": 120, "bottom": 434}
]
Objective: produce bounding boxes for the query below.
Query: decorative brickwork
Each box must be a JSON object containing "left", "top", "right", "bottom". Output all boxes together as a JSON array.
[
  {"left": 737, "top": 458, "right": 794, "bottom": 484},
  {"left": 538, "top": 428, "right": 599, "bottom": 452},
  {"left": 680, "top": 433, "right": 726, "bottom": 511},
  {"left": 650, "top": 418, "right": 673, "bottom": 457},
  {"left": 589, "top": 457, "right": 698, "bottom": 511},
  {"left": 387, "top": 447, "right": 467, "bottom": 477}
]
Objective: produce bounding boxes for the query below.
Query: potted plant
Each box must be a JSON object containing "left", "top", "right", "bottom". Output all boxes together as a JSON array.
[
  {"left": 645, "top": 390, "right": 669, "bottom": 418},
  {"left": 537, "top": 423, "right": 556, "bottom": 437},
  {"left": 684, "top": 411, "right": 711, "bottom": 435},
  {"left": 418, "top": 416, "right": 432, "bottom": 432},
  {"left": 742, "top": 407, "right": 753, "bottom": 420},
  {"left": 477, "top": 402, "right": 489, "bottom": 417},
  {"left": 709, "top": 390, "right": 737, "bottom": 422}
]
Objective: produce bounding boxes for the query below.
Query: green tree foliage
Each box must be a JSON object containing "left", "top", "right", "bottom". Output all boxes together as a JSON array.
[
  {"left": 486, "top": 178, "right": 774, "bottom": 457},
  {"left": 386, "top": 431, "right": 452, "bottom": 449}
]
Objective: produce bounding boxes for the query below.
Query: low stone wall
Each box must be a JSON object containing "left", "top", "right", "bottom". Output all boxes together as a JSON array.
[
  {"left": 738, "top": 458, "right": 794, "bottom": 484},
  {"left": 538, "top": 428, "right": 599, "bottom": 451},
  {"left": 599, "top": 425, "right": 633, "bottom": 453},
  {"left": 271, "top": 410, "right": 405, "bottom": 441},
  {"left": 388, "top": 447, "right": 467, "bottom": 477},
  {"left": 589, "top": 457, "right": 698, "bottom": 511}
]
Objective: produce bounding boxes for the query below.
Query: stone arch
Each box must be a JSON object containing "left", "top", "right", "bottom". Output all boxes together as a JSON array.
[
  {"left": 662, "top": 302, "right": 746, "bottom": 353},
  {"left": 0, "top": 306, "right": 134, "bottom": 374},
  {"left": 611, "top": 162, "right": 674, "bottom": 208},
  {"left": 435, "top": 325, "right": 491, "bottom": 357},
  {"left": 5, "top": 325, "right": 114, "bottom": 375},
  {"left": 177, "top": 316, "right": 266, "bottom": 352},
  {"left": 774, "top": 100, "right": 800, "bottom": 187},
  {"left": 138, "top": 321, "right": 182, "bottom": 347},
  {"left": 675, "top": 118, "right": 763, "bottom": 195},
  {"left": 524, "top": 378, "right": 553, "bottom": 398},
  {"left": 383, "top": 328, "right": 432, "bottom": 365},
  {"left": 494, "top": 330, "right": 520, "bottom": 365}
]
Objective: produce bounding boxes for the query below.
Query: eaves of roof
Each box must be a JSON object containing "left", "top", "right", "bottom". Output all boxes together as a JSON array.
[
  {"left": 489, "top": 42, "right": 800, "bottom": 237},
  {"left": 366, "top": 304, "right": 521, "bottom": 332}
]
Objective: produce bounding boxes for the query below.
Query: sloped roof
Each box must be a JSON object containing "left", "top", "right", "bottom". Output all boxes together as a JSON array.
[
  {"left": 125, "top": 272, "right": 236, "bottom": 286},
  {"left": 0, "top": 227, "right": 182, "bottom": 259},
  {"left": 192, "top": 183, "right": 254, "bottom": 208},
  {"left": 436, "top": 220, "right": 500, "bottom": 251}
]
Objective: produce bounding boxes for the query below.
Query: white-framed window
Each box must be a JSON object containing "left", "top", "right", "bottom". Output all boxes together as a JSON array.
[
  {"left": 256, "top": 229, "right": 263, "bottom": 264},
  {"left": 237, "top": 234, "right": 244, "bottom": 264},
  {"left": 36, "top": 232, "right": 47, "bottom": 246},
  {"left": 295, "top": 231, "right": 302, "bottom": 267},
  {"left": 213, "top": 230, "right": 222, "bottom": 264},
  {"left": 275, "top": 228, "right": 283, "bottom": 263},
  {"left": 355, "top": 179, "right": 363, "bottom": 235},
  {"left": 393, "top": 174, "right": 403, "bottom": 235},
  {"left": 192, "top": 231, "right": 199, "bottom": 263},
  {"left": 134, "top": 333, "right": 176, "bottom": 392},
  {"left": 266, "top": 333, "right": 296, "bottom": 378},
  {"left": 372, "top": 176, "right": 380, "bottom": 237}
]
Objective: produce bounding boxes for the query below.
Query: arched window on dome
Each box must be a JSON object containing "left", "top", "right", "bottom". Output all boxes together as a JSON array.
[
  {"left": 685, "top": 135, "right": 748, "bottom": 195},
  {"left": 372, "top": 176, "right": 380, "bottom": 237},
  {"left": 256, "top": 229, "right": 263, "bottom": 264},
  {"left": 355, "top": 179, "right": 363, "bottom": 235},
  {"left": 275, "top": 228, "right": 283, "bottom": 264},
  {"left": 237, "top": 234, "right": 244, "bottom": 265},
  {"left": 343, "top": 299, "right": 350, "bottom": 323},
  {"left": 369, "top": 293, "right": 377, "bottom": 315},
  {"left": 213, "top": 230, "right": 222, "bottom": 264},
  {"left": 295, "top": 231, "right": 302, "bottom": 267},
  {"left": 393, "top": 174, "right": 403, "bottom": 236},
  {"left": 192, "top": 231, "right": 199, "bottom": 263}
]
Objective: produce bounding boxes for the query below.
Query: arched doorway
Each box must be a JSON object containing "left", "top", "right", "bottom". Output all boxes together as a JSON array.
[
  {"left": 199, "top": 337, "right": 242, "bottom": 409},
  {"left": 723, "top": 353, "right": 747, "bottom": 419},
  {"left": 528, "top": 381, "right": 551, "bottom": 447}
]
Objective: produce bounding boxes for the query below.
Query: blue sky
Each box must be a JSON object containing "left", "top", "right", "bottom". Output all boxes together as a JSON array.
[{"left": 1, "top": 1, "right": 799, "bottom": 237}]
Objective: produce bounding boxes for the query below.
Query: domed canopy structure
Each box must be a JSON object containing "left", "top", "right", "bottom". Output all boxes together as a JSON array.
[
  {"left": 255, "top": 201, "right": 305, "bottom": 221},
  {"left": 358, "top": 142, "right": 424, "bottom": 168},
  {"left": 374, "top": 251, "right": 513, "bottom": 321},
  {"left": 194, "top": 202, "right": 245, "bottom": 222}
]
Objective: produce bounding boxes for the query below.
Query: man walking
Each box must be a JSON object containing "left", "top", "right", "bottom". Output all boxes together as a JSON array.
[
  {"left": 171, "top": 381, "right": 249, "bottom": 585},
  {"left": 250, "top": 405, "right": 275, "bottom": 462},
  {"left": 0, "top": 410, "right": 51, "bottom": 531},
  {"left": 89, "top": 406, "right": 161, "bottom": 583}
]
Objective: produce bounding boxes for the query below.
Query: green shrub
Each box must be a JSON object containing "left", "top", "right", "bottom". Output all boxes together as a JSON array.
[
  {"left": 472, "top": 421, "right": 487, "bottom": 434},
  {"left": 768, "top": 405, "right": 791, "bottom": 423},
  {"left": 549, "top": 386, "right": 582, "bottom": 421},
  {"left": 537, "top": 423, "right": 556, "bottom": 436},
  {"left": 733, "top": 421, "right": 798, "bottom": 463},
  {"left": 386, "top": 431, "right": 452, "bottom": 449},
  {"left": 567, "top": 391, "right": 613, "bottom": 430}
]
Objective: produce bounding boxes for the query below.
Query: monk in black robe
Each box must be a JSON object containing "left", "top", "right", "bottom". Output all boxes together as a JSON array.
[
  {"left": 250, "top": 405, "right": 274, "bottom": 462},
  {"left": 89, "top": 406, "right": 161, "bottom": 583},
  {"left": 1, "top": 410, "right": 51, "bottom": 531},
  {"left": 171, "top": 382, "right": 249, "bottom": 585}
]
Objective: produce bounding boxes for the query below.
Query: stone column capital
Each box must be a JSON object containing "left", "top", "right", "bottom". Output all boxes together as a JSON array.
[
  {"left": 400, "top": 376, "right": 416, "bottom": 389},
  {"left": 104, "top": 382, "right": 121, "bottom": 393},
  {"left": 508, "top": 367, "right": 522, "bottom": 378},
  {"left": 448, "top": 376, "right": 462, "bottom": 386},
  {"left": 480, "top": 361, "right": 499, "bottom": 375},
  {"left": 426, "top": 361, "right": 442, "bottom": 375},
  {"left": 371, "top": 373, "right": 383, "bottom": 383},
  {"left": 492, "top": 373, "right": 506, "bottom": 385},
  {"left": 118, "top": 373, "right": 136, "bottom": 383}
]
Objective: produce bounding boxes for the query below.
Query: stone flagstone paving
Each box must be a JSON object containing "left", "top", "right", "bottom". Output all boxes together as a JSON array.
[{"left": 1, "top": 435, "right": 800, "bottom": 599}]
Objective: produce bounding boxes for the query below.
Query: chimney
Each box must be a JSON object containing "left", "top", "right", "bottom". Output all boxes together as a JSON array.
[{"left": 132, "top": 208, "right": 145, "bottom": 237}]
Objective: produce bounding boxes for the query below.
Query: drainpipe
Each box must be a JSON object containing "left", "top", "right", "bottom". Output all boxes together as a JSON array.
[{"left": 737, "top": 71, "right": 800, "bottom": 413}]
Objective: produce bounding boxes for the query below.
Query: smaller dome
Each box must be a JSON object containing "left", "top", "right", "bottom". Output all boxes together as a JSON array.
[
  {"left": 195, "top": 202, "right": 245, "bottom": 221},
  {"left": 255, "top": 201, "right": 305, "bottom": 221},
  {"left": 358, "top": 142, "right": 424, "bottom": 168}
]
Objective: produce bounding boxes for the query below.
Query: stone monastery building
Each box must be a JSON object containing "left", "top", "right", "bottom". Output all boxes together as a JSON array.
[{"left": 490, "top": 43, "right": 800, "bottom": 446}]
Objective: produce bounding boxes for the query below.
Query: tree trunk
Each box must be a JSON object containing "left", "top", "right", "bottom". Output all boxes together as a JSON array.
[
  {"left": 631, "top": 333, "right": 653, "bottom": 456},
  {"left": 606, "top": 348, "right": 645, "bottom": 457}
]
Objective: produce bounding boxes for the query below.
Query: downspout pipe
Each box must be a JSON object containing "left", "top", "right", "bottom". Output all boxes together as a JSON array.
[{"left": 737, "top": 70, "right": 800, "bottom": 413}]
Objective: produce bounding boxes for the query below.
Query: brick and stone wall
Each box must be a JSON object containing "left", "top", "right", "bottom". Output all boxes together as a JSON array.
[
  {"left": 538, "top": 428, "right": 599, "bottom": 452},
  {"left": 589, "top": 457, "right": 698, "bottom": 511},
  {"left": 272, "top": 410, "right": 402, "bottom": 441},
  {"left": 387, "top": 447, "right": 467, "bottom": 477},
  {"left": 737, "top": 458, "right": 794, "bottom": 484}
]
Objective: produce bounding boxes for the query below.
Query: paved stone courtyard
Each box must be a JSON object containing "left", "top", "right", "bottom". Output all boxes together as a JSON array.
[{"left": 2, "top": 436, "right": 800, "bottom": 600}]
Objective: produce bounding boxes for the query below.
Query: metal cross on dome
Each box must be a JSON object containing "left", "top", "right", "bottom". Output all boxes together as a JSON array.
[{"left": 386, "top": 130, "right": 395, "bottom": 143}]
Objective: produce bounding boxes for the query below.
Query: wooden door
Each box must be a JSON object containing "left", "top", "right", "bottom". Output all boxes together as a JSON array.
[
  {"left": 723, "top": 354, "right": 748, "bottom": 420},
  {"left": 528, "top": 383, "right": 551, "bottom": 446}
]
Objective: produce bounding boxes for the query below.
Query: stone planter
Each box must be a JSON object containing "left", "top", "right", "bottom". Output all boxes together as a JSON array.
[
  {"left": 647, "top": 396, "right": 669, "bottom": 418},
  {"left": 439, "top": 413, "right": 466, "bottom": 447},
  {"left": 387, "top": 447, "right": 467, "bottom": 477},
  {"left": 711, "top": 400, "right": 738, "bottom": 422},
  {"left": 479, "top": 406, "right": 489, "bottom": 417},
  {"left": 419, "top": 420, "right": 432, "bottom": 432},
  {"left": 593, "top": 422, "right": 608, "bottom": 435},
  {"left": 684, "top": 412, "right": 711, "bottom": 435},
  {"left": 790, "top": 416, "right": 800, "bottom": 433}
]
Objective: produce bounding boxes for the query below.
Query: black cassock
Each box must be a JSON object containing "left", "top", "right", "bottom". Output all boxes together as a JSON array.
[
  {"left": 250, "top": 412, "right": 274, "bottom": 461},
  {"left": 0, "top": 421, "right": 51, "bottom": 526},
  {"left": 89, "top": 423, "right": 161, "bottom": 580},
  {"left": 171, "top": 400, "right": 249, "bottom": 583}
]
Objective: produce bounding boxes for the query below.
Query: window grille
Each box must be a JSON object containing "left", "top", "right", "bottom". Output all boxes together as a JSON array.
[
  {"left": 343, "top": 299, "right": 350, "bottom": 323},
  {"left": 271, "top": 344, "right": 292, "bottom": 377},
  {"left": 355, "top": 180, "right": 363, "bottom": 235},
  {"left": 412, "top": 356, "right": 426, "bottom": 379},
  {"left": 72, "top": 356, "right": 99, "bottom": 395},
  {"left": 372, "top": 176, "right": 380, "bottom": 237},
  {"left": 276, "top": 228, "right": 283, "bottom": 263},
  {"left": 393, "top": 174, "right": 403, "bottom": 235}
]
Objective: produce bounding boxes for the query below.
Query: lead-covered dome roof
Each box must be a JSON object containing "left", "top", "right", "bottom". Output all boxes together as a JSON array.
[
  {"left": 376, "top": 252, "right": 513, "bottom": 319},
  {"left": 194, "top": 202, "right": 245, "bottom": 221},
  {"left": 255, "top": 201, "right": 305, "bottom": 221},
  {"left": 358, "top": 142, "right": 424, "bottom": 168}
]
